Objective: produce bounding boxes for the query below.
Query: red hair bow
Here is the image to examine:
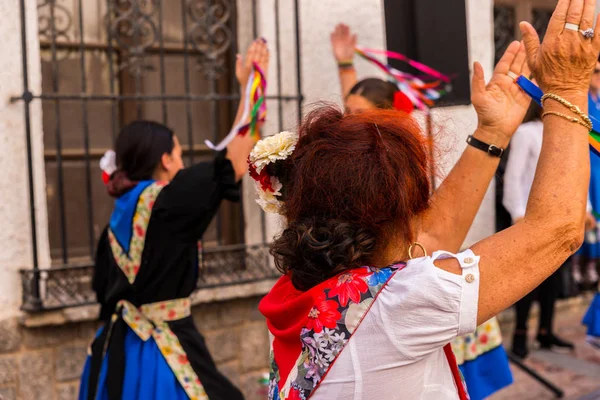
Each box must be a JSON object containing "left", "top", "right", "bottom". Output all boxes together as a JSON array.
[{"left": 393, "top": 91, "right": 414, "bottom": 114}]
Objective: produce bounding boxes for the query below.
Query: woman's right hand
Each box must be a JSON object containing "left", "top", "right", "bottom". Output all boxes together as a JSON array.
[
  {"left": 520, "top": 0, "right": 600, "bottom": 97},
  {"left": 330, "top": 23, "right": 356, "bottom": 63}
]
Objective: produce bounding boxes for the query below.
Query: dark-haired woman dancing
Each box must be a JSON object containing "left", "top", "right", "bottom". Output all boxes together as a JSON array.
[{"left": 78, "top": 38, "right": 269, "bottom": 400}]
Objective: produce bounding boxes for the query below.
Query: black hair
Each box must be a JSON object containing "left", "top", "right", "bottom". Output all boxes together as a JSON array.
[
  {"left": 108, "top": 120, "right": 175, "bottom": 197},
  {"left": 348, "top": 78, "right": 398, "bottom": 109}
]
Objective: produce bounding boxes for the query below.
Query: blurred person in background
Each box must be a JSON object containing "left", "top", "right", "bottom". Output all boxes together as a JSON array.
[
  {"left": 574, "top": 57, "right": 600, "bottom": 288},
  {"left": 582, "top": 58, "right": 600, "bottom": 349}
]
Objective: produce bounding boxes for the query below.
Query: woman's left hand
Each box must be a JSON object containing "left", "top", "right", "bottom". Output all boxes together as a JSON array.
[
  {"left": 471, "top": 41, "right": 532, "bottom": 143},
  {"left": 236, "top": 38, "right": 270, "bottom": 90}
]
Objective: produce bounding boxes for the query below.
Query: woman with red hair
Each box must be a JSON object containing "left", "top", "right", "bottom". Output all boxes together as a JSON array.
[
  {"left": 332, "top": 22, "right": 512, "bottom": 400},
  {"left": 256, "top": 1, "right": 599, "bottom": 398}
]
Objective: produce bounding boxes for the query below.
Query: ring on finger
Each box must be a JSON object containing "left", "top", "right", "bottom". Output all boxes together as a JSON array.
[
  {"left": 507, "top": 71, "right": 519, "bottom": 81},
  {"left": 580, "top": 28, "right": 595, "bottom": 39},
  {"left": 565, "top": 23, "right": 580, "bottom": 32}
]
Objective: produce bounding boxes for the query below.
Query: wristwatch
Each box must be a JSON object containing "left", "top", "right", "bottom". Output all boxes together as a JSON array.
[{"left": 466, "top": 135, "right": 504, "bottom": 158}]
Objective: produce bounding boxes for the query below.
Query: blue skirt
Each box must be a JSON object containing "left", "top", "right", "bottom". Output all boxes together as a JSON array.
[
  {"left": 583, "top": 293, "right": 600, "bottom": 338},
  {"left": 79, "top": 326, "right": 188, "bottom": 400},
  {"left": 459, "top": 346, "right": 513, "bottom": 400},
  {"left": 580, "top": 153, "right": 600, "bottom": 258}
]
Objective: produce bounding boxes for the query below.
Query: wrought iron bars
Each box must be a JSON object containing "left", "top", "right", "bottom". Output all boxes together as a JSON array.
[
  {"left": 20, "top": 244, "right": 277, "bottom": 311},
  {"left": 108, "top": 0, "right": 159, "bottom": 78},
  {"left": 14, "top": 0, "right": 304, "bottom": 311},
  {"left": 188, "top": 0, "right": 233, "bottom": 80}
]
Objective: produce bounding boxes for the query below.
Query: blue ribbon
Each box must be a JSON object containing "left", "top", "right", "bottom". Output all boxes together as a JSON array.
[{"left": 515, "top": 75, "right": 600, "bottom": 132}]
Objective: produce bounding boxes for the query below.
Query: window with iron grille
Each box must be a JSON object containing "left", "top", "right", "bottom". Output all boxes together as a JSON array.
[{"left": 15, "top": 0, "right": 303, "bottom": 311}]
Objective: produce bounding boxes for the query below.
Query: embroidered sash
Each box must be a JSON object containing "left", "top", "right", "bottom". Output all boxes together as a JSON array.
[
  {"left": 267, "top": 266, "right": 470, "bottom": 400},
  {"left": 91, "top": 298, "right": 208, "bottom": 400},
  {"left": 108, "top": 182, "right": 167, "bottom": 284},
  {"left": 118, "top": 298, "right": 207, "bottom": 400}
]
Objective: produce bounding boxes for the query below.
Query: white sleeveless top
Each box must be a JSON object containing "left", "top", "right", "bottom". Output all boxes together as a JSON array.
[{"left": 313, "top": 250, "right": 480, "bottom": 399}]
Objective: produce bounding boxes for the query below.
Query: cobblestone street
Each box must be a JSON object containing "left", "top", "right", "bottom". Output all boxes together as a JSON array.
[{"left": 491, "top": 294, "right": 600, "bottom": 400}]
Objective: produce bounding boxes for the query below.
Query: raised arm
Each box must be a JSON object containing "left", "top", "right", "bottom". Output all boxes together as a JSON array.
[
  {"left": 417, "top": 41, "right": 531, "bottom": 252},
  {"left": 330, "top": 23, "right": 358, "bottom": 98},
  {"left": 437, "top": 0, "right": 600, "bottom": 325},
  {"left": 226, "top": 38, "right": 270, "bottom": 181}
]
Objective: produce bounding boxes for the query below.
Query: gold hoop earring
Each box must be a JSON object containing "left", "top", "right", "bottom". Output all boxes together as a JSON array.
[{"left": 408, "top": 242, "right": 427, "bottom": 259}]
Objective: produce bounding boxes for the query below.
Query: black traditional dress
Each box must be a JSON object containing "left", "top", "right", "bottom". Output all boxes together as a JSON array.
[{"left": 79, "top": 152, "right": 244, "bottom": 400}]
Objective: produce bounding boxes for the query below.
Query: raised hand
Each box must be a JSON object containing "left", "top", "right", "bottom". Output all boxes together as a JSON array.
[
  {"left": 471, "top": 41, "right": 532, "bottom": 141},
  {"left": 236, "top": 38, "right": 270, "bottom": 89},
  {"left": 521, "top": 0, "right": 600, "bottom": 97},
  {"left": 330, "top": 23, "right": 357, "bottom": 63}
]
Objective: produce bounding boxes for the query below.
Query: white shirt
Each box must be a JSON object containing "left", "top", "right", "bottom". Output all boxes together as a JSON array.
[
  {"left": 314, "top": 250, "right": 480, "bottom": 400},
  {"left": 503, "top": 120, "right": 543, "bottom": 221}
]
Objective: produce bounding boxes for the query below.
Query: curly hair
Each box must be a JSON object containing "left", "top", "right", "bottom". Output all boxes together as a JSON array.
[{"left": 270, "top": 106, "right": 432, "bottom": 290}]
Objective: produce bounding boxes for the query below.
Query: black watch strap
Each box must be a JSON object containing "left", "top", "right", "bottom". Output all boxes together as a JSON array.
[{"left": 466, "top": 135, "right": 504, "bottom": 158}]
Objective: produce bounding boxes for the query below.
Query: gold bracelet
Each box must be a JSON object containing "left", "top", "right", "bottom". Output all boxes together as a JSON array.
[
  {"left": 541, "top": 93, "right": 593, "bottom": 129},
  {"left": 541, "top": 111, "right": 593, "bottom": 130}
]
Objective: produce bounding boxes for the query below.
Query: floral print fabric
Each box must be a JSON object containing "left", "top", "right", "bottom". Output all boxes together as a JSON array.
[
  {"left": 451, "top": 317, "right": 504, "bottom": 365},
  {"left": 108, "top": 182, "right": 167, "bottom": 284},
  {"left": 117, "top": 298, "right": 207, "bottom": 400},
  {"left": 269, "top": 265, "right": 403, "bottom": 400}
]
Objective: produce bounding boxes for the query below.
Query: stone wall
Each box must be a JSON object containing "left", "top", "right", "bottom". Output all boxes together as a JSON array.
[{"left": 0, "top": 295, "right": 270, "bottom": 400}]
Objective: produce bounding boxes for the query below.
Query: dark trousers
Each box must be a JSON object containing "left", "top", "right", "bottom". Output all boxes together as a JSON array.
[{"left": 515, "top": 270, "right": 560, "bottom": 334}]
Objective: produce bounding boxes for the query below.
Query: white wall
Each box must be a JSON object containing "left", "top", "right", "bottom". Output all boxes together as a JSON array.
[
  {"left": 297, "top": 0, "right": 388, "bottom": 106},
  {"left": 0, "top": 0, "right": 50, "bottom": 319}
]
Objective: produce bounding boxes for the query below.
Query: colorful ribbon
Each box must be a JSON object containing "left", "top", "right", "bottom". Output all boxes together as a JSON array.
[
  {"left": 205, "top": 62, "right": 267, "bottom": 151},
  {"left": 358, "top": 47, "right": 451, "bottom": 83},
  {"left": 516, "top": 75, "right": 600, "bottom": 157},
  {"left": 355, "top": 46, "right": 451, "bottom": 111}
]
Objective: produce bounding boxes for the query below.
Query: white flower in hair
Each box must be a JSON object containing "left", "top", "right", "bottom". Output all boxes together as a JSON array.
[
  {"left": 249, "top": 131, "right": 298, "bottom": 214},
  {"left": 256, "top": 187, "right": 283, "bottom": 214},
  {"left": 249, "top": 131, "right": 298, "bottom": 173},
  {"left": 100, "top": 150, "right": 117, "bottom": 176}
]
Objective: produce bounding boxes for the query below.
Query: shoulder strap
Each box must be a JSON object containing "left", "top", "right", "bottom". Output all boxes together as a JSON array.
[
  {"left": 444, "top": 341, "right": 470, "bottom": 399},
  {"left": 108, "top": 182, "right": 167, "bottom": 284}
]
